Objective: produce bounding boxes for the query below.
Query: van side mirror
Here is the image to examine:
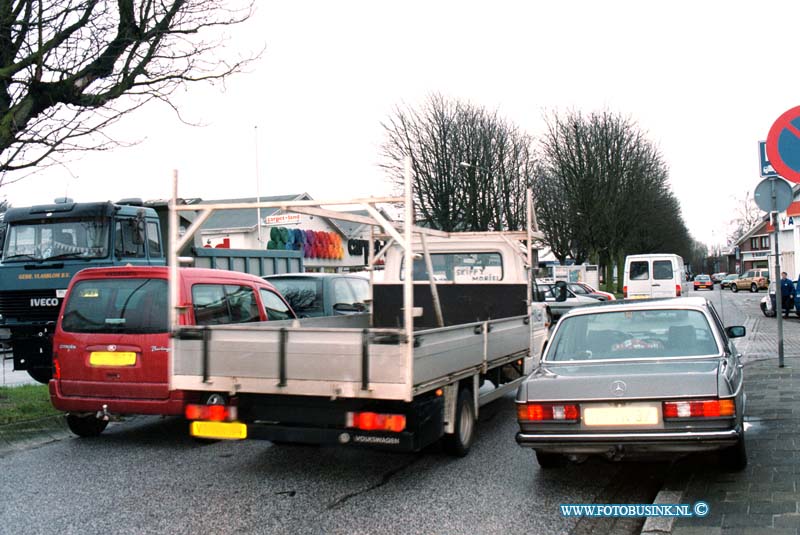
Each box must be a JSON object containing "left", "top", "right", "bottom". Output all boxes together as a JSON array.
[{"left": 554, "top": 281, "right": 568, "bottom": 302}]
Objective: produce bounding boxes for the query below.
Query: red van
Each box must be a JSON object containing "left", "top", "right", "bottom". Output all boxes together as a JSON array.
[{"left": 49, "top": 266, "right": 295, "bottom": 437}]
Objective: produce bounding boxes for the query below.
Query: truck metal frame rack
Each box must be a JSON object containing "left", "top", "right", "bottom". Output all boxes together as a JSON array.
[{"left": 168, "top": 163, "right": 548, "bottom": 454}]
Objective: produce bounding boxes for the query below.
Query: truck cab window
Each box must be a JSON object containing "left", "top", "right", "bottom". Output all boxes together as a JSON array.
[
  {"left": 115, "top": 219, "right": 145, "bottom": 258},
  {"left": 147, "top": 221, "right": 162, "bottom": 257}
]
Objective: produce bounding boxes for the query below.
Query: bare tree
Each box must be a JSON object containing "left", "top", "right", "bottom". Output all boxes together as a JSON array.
[
  {"left": 0, "top": 0, "right": 256, "bottom": 184},
  {"left": 727, "top": 192, "right": 761, "bottom": 245},
  {"left": 381, "top": 94, "right": 534, "bottom": 232}
]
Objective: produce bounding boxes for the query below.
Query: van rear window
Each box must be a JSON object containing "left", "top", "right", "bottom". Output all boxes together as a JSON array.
[
  {"left": 61, "top": 279, "right": 167, "bottom": 333},
  {"left": 653, "top": 260, "right": 673, "bottom": 280},
  {"left": 629, "top": 261, "right": 649, "bottom": 280}
]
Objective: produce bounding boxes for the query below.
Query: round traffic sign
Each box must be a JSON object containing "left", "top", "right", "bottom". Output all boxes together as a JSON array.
[
  {"left": 754, "top": 177, "right": 792, "bottom": 213},
  {"left": 766, "top": 105, "right": 800, "bottom": 183}
]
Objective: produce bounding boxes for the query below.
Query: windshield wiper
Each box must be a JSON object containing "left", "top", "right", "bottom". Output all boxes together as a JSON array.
[
  {"left": 3, "top": 253, "right": 42, "bottom": 262},
  {"left": 44, "top": 252, "right": 93, "bottom": 261}
]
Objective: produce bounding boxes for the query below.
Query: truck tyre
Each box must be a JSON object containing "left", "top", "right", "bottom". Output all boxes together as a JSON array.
[
  {"left": 443, "top": 387, "right": 476, "bottom": 457},
  {"left": 720, "top": 433, "right": 747, "bottom": 471},
  {"left": 27, "top": 367, "right": 52, "bottom": 384},
  {"left": 535, "top": 450, "right": 566, "bottom": 469},
  {"left": 66, "top": 414, "right": 108, "bottom": 437}
]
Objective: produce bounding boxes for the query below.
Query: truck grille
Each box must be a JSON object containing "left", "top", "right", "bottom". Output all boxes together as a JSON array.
[{"left": 0, "top": 290, "right": 62, "bottom": 322}]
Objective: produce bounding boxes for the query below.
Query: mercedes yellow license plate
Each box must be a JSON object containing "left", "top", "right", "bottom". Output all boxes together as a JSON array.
[
  {"left": 583, "top": 404, "right": 659, "bottom": 426},
  {"left": 89, "top": 351, "right": 136, "bottom": 367},
  {"left": 190, "top": 421, "right": 247, "bottom": 440}
]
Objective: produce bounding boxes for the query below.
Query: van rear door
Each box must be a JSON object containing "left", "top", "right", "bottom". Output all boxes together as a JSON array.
[
  {"left": 57, "top": 277, "right": 171, "bottom": 400},
  {"left": 626, "top": 259, "right": 653, "bottom": 298},
  {"left": 651, "top": 259, "right": 678, "bottom": 298}
]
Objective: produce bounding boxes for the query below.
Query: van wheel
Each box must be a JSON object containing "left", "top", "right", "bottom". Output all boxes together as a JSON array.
[
  {"left": 66, "top": 414, "right": 109, "bottom": 437},
  {"left": 731, "top": 284, "right": 739, "bottom": 293},
  {"left": 443, "top": 387, "right": 476, "bottom": 457},
  {"left": 750, "top": 283, "right": 758, "bottom": 293}
]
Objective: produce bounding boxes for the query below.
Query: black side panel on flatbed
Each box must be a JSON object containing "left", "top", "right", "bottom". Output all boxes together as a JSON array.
[
  {"left": 372, "top": 283, "right": 527, "bottom": 329},
  {"left": 238, "top": 393, "right": 444, "bottom": 452}
]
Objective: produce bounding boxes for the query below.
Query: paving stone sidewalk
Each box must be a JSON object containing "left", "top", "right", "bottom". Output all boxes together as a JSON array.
[{"left": 671, "top": 347, "right": 800, "bottom": 534}]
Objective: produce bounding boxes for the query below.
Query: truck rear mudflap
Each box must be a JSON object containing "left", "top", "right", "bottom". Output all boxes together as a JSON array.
[{"left": 188, "top": 392, "right": 445, "bottom": 452}]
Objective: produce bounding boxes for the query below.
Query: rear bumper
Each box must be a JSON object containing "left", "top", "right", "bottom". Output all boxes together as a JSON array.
[
  {"left": 516, "top": 428, "right": 741, "bottom": 454},
  {"left": 48, "top": 380, "right": 189, "bottom": 416},
  {"left": 245, "top": 423, "right": 418, "bottom": 451}
]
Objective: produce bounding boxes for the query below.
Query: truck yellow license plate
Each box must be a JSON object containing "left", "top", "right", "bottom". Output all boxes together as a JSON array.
[
  {"left": 583, "top": 404, "right": 659, "bottom": 426},
  {"left": 89, "top": 351, "right": 136, "bottom": 366},
  {"left": 190, "top": 421, "right": 247, "bottom": 440}
]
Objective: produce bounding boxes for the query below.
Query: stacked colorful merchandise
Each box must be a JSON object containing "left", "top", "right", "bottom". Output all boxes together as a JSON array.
[{"left": 266, "top": 227, "right": 344, "bottom": 259}]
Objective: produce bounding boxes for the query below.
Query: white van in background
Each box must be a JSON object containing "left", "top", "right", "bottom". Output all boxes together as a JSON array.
[{"left": 623, "top": 254, "right": 689, "bottom": 299}]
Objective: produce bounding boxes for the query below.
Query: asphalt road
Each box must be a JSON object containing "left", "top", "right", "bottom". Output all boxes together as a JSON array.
[{"left": 0, "top": 285, "right": 770, "bottom": 535}]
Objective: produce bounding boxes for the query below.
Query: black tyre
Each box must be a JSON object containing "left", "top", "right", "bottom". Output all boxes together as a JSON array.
[
  {"left": 66, "top": 414, "right": 108, "bottom": 437},
  {"left": 731, "top": 284, "right": 739, "bottom": 293},
  {"left": 720, "top": 434, "right": 747, "bottom": 471},
  {"left": 535, "top": 450, "right": 566, "bottom": 469},
  {"left": 750, "top": 283, "right": 758, "bottom": 293},
  {"left": 443, "top": 387, "right": 476, "bottom": 457},
  {"left": 27, "top": 366, "right": 52, "bottom": 384}
]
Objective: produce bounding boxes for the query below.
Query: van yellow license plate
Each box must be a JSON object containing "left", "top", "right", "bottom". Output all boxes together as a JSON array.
[
  {"left": 89, "top": 351, "right": 137, "bottom": 367},
  {"left": 583, "top": 404, "right": 659, "bottom": 426},
  {"left": 190, "top": 421, "right": 247, "bottom": 440}
]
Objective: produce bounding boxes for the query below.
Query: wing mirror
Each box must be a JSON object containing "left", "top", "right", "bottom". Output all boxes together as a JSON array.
[
  {"left": 725, "top": 326, "right": 746, "bottom": 338},
  {"left": 554, "top": 281, "right": 568, "bottom": 302}
]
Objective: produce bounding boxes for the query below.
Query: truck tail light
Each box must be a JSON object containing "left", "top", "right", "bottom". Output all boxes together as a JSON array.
[
  {"left": 517, "top": 403, "right": 579, "bottom": 422},
  {"left": 185, "top": 404, "right": 237, "bottom": 422},
  {"left": 346, "top": 411, "right": 406, "bottom": 432},
  {"left": 676, "top": 284, "right": 681, "bottom": 296},
  {"left": 663, "top": 399, "right": 735, "bottom": 419},
  {"left": 623, "top": 286, "right": 628, "bottom": 298}
]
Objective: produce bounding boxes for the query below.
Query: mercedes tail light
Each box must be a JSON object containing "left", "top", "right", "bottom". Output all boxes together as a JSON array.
[
  {"left": 623, "top": 286, "right": 628, "bottom": 298},
  {"left": 517, "top": 403, "right": 580, "bottom": 422},
  {"left": 675, "top": 284, "right": 681, "bottom": 296},
  {"left": 663, "top": 399, "right": 735, "bottom": 419}
]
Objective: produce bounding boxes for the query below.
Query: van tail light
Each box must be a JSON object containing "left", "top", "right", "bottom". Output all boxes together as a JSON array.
[
  {"left": 623, "top": 286, "right": 628, "bottom": 298},
  {"left": 53, "top": 352, "right": 61, "bottom": 380},
  {"left": 185, "top": 404, "right": 238, "bottom": 422},
  {"left": 676, "top": 284, "right": 681, "bottom": 296},
  {"left": 663, "top": 399, "right": 735, "bottom": 418},
  {"left": 346, "top": 411, "right": 407, "bottom": 432},
  {"left": 517, "top": 403, "right": 580, "bottom": 422}
]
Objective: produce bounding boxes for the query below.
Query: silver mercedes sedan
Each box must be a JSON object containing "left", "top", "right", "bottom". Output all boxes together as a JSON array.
[{"left": 515, "top": 297, "right": 746, "bottom": 470}]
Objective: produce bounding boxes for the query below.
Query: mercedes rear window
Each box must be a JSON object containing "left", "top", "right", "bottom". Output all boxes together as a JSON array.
[{"left": 61, "top": 278, "right": 168, "bottom": 333}]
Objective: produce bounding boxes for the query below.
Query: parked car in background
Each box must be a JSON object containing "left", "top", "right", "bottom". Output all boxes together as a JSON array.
[
  {"left": 539, "top": 282, "right": 602, "bottom": 319},
  {"left": 567, "top": 282, "right": 616, "bottom": 301},
  {"left": 264, "top": 273, "right": 370, "bottom": 317},
  {"left": 711, "top": 272, "right": 728, "bottom": 284},
  {"left": 515, "top": 297, "right": 747, "bottom": 470},
  {"left": 50, "top": 267, "right": 296, "bottom": 437},
  {"left": 730, "top": 269, "right": 770, "bottom": 293},
  {"left": 720, "top": 274, "right": 740, "bottom": 289},
  {"left": 693, "top": 274, "right": 714, "bottom": 291}
]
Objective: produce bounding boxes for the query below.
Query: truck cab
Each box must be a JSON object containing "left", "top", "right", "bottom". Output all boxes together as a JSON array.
[{"left": 0, "top": 199, "right": 165, "bottom": 382}]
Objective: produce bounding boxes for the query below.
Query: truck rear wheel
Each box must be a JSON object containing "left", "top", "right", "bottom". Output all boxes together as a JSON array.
[
  {"left": 66, "top": 414, "right": 108, "bottom": 437},
  {"left": 27, "top": 367, "right": 52, "bottom": 384},
  {"left": 443, "top": 387, "right": 475, "bottom": 457}
]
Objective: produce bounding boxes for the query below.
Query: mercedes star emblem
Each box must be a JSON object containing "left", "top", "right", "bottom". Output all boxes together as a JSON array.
[{"left": 611, "top": 380, "right": 627, "bottom": 396}]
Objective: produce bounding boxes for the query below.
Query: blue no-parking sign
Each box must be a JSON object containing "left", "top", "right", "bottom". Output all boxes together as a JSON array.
[{"left": 759, "top": 141, "right": 778, "bottom": 177}]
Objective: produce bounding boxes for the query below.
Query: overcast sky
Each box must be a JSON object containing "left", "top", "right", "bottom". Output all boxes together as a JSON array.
[{"left": 4, "top": 0, "right": 800, "bottom": 247}]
